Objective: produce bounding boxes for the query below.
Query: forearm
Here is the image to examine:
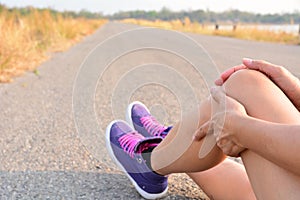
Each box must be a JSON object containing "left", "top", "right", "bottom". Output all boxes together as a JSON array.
[
  {"left": 287, "top": 74, "right": 300, "bottom": 111},
  {"left": 236, "top": 116, "right": 300, "bottom": 176}
]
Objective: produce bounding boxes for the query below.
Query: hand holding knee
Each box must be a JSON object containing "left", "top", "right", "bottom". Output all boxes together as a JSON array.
[
  {"left": 216, "top": 58, "right": 300, "bottom": 111},
  {"left": 194, "top": 86, "right": 248, "bottom": 157}
]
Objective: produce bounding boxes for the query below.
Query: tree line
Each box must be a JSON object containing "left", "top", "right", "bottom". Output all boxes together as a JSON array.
[
  {"left": 1, "top": 4, "right": 299, "bottom": 24},
  {"left": 110, "top": 8, "right": 300, "bottom": 24}
]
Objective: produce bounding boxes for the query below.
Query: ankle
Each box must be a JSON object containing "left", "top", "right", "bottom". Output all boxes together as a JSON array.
[{"left": 141, "top": 146, "right": 167, "bottom": 176}]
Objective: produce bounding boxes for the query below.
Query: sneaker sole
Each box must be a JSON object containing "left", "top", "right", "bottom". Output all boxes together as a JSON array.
[
  {"left": 126, "top": 101, "right": 151, "bottom": 129},
  {"left": 105, "top": 120, "right": 168, "bottom": 199}
]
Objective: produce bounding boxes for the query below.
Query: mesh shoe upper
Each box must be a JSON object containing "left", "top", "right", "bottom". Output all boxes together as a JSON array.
[
  {"left": 106, "top": 120, "right": 168, "bottom": 199},
  {"left": 127, "top": 101, "right": 172, "bottom": 138}
]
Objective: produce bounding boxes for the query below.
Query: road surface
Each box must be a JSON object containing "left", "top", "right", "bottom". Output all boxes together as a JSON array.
[{"left": 0, "top": 22, "right": 299, "bottom": 199}]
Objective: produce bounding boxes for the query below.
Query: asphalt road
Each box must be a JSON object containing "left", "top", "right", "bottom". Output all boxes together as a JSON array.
[{"left": 1, "top": 22, "right": 299, "bottom": 199}]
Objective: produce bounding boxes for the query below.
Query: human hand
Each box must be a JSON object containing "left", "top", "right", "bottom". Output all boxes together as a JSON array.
[
  {"left": 215, "top": 58, "right": 300, "bottom": 110},
  {"left": 193, "top": 87, "right": 247, "bottom": 157}
]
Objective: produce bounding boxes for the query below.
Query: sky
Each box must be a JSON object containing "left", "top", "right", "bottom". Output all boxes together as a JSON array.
[{"left": 1, "top": 0, "right": 300, "bottom": 15}]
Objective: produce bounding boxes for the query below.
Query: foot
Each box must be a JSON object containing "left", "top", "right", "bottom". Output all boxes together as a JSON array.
[
  {"left": 106, "top": 120, "right": 168, "bottom": 199},
  {"left": 126, "top": 101, "right": 172, "bottom": 138}
]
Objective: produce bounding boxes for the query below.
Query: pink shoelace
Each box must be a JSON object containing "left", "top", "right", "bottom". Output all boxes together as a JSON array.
[
  {"left": 118, "top": 131, "right": 156, "bottom": 158},
  {"left": 140, "top": 116, "right": 167, "bottom": 137}
]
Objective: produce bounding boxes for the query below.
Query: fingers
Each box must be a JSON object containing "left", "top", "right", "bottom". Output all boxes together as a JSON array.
[
  {"left": 193, "top": 121, "right": 212, "bottom": 141},
  {"left": 215, "top": 65, "right": 247, "bottom": 86},
  {"left": 210, "top": 86, "right": 226, "bottom": 105},
  {"left": 242, "top": 58, "right": 281, "bottom": 78},
  {"left": 216, "top": 58, "right": 284, "bottom": 86},
  {"left": 193, "top": 87, "right": 226, "bottom": 142},
  {"left": 217, "top": 139, "right": 245, "bottom": 157}
]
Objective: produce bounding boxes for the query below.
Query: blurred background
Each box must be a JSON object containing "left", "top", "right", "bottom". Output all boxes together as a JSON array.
[
  {"left": 0, "top": 1, "right": 300, "bottom": 199},
  {"left": 0, "top": 0, "right": 299, "bottom": 82}
]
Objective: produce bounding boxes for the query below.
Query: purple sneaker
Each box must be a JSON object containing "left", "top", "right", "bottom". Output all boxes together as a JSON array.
[
  {"left": 126, "top": 101, "right": 172, "bottom": 138},
  {"left": 106, "top": 120, "right": 168, "bottom": 199}
]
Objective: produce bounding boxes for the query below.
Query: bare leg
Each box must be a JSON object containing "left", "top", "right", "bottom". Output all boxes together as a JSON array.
[
  {"left": 151, "top": 96, "right": 225, "bottom": 174},
  {"left": 150, "top": 69, "right": 300, "bottom": 199},
  {"left": 224, "top": 70, "right": 300, "bottom": 199},
  {"left": 188, "top": 159, "right": 255, "bottom": 200},
  {"left": 151, "top": 94, "right": 255, "bottom": 200}
]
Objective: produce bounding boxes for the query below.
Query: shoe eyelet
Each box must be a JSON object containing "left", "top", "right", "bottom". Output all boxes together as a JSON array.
[{"left": 137, "top": 158, "right": 143, "bottom": 164}]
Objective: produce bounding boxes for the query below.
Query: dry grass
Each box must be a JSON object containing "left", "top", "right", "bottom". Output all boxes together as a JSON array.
[
  {"left": 122, "top": 18, "right": 300, "bottom": 45},
  {"left": 0, "top": 7, "right": 107, "bottom": 82}
]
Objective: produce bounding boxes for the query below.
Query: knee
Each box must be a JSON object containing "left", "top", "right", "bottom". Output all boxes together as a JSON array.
[
  {"left": 225, "top": 69, "right": 268, "bottom": 87},
  {"left": 223, "top": 69, "right": 270, "bottom": 95}
]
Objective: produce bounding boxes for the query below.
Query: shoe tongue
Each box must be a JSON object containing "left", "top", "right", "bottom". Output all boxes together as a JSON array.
[
  {"left": 134, "top": 136, "right": 162, "bottom": 153},
  {"left": 163, "top": 126, "right": 172, "bottom": 134}
]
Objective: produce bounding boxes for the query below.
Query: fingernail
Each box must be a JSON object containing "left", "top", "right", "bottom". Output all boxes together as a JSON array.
[
  {"left": 215, "top": 78, "right": 223, "bottom": 85},
  {"left": 192, "top": 135, "right": 196, "bottom": 140},
  {"left": 243, "top": 58, "right": 252, "bottom": 65},
  {"left": 192, "top": 135, "right": 199, "bottom": 141},
  {"left": 210, "top": 86, "right": 218, "bottom": 94}
]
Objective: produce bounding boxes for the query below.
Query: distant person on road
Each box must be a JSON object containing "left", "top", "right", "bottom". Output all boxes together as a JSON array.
[{"left": 106, "top": 58, "right": 300, "bottom": 200}]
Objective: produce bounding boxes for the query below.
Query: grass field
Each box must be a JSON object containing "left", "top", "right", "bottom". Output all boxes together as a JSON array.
[
  {"left": 122, "top": 18, "right": 300, "bottom": 45},
  {"left": 0, "top": 7, "right": 106, "bottom": 82}
]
